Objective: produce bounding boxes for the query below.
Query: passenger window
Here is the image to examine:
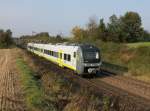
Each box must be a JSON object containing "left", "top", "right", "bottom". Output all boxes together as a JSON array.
[
  {"left": 64, "top": 54, "right": 67, "bottom": 60},
  {"left": 56, "top": 52, "right": 58, "bottom": 58},
  {"left": 74, "top": 52, "right": 76, "bottom": 58},
  {"left": 68, "top": 55, "right": 71, "bottom": 61}
]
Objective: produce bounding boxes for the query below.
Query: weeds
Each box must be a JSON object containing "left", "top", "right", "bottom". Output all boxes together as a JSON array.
[
  {"left": 102, "top": 96, "right": 110, "bottom": 111},
  {"left": 16, "top": 57, "right": 59, "bottom": 111}
]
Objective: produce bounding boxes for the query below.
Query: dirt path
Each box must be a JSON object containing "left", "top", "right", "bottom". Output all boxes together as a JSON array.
[{"left": 0, "top": 49, "right": 25, "bottom": 111}]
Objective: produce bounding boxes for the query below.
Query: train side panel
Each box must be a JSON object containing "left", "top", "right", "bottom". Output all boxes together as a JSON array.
[{"left": 27, "top": 43, "right": 78, "bottom": 71}]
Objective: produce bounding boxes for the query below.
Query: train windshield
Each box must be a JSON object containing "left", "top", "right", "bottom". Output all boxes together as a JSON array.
[{"left": 83, "top": 50, "right": 100, "bottom": 63}]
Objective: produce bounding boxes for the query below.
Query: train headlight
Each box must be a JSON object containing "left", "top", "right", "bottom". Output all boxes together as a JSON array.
[{"left": 96, "top": 52, "right": 99, "bottom": 59}]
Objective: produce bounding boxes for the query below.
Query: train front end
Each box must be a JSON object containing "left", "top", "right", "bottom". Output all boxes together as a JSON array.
[{"left": 77, "top": 44, "right": 102, "bottom": 75}]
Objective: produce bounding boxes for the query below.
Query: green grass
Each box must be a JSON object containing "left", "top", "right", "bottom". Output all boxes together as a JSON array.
[
  {"left": 126, "top": 42, "right": 150, "bottom": 48},
  {"left": 16, "top": 58, "right": 44, "bottom": 110}
]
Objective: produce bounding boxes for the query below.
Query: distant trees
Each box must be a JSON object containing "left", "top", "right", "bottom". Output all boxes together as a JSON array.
[
  {"left": 72, "top": 26, "right": 87, "bottom": 41},
  {"left": 35, "top": 32, "right": 50, "bottom": 37},
  {"left": 0, "top": 29, "right": 13, "bottom": 48},
  {"left": 20, "top": 32, "right": 50, "bottom": 40},
  {"left": 19, "top": 32, "right": 68, "bottom": 45},
  {"left": 72, "top": 11, "right": 150, "bottom": 43}
]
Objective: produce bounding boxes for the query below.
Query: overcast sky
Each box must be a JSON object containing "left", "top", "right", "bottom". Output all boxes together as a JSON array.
[{"left": 0, "top": 0, "right": 150, "bottom": 37}]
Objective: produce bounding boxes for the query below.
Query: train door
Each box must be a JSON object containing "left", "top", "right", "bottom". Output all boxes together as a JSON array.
[
  {"left": 59, "top": 50, "right": 63, "bottom": 67},
  {"left": 72, "top": 51, "right": 76, "bottom": 68},
  {"left": 76, "top": 48, "right": 84, "bottom": 74}
]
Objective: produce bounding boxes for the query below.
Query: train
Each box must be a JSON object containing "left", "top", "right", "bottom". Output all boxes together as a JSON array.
[{"left": 27, "top": 42, "right": 102, "bottom": 75}]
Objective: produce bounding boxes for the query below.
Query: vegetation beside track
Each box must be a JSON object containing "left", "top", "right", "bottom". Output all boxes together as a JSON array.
[
  {"left": 126, "top": 42, "right": 150, "bottom": 48},
  {"left": 16, "top": 49, "right": 149, "bottom": 111},
  {"left": 99, "top": 41, "right": 150, "bottom": 81},
  {"left": 17, "top": 49, "right": 114, "bottom": 111},
  {"left": 16, "top": 58, "right": 45, "bottom": 111}
]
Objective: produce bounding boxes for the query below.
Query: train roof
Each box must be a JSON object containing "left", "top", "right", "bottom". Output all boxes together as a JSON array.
[
  {"left": 27, "top": 42, "right": 100, "bottom": 51},
  {"left": 28, "top": 42, "right": 97, "bottom": 47}
]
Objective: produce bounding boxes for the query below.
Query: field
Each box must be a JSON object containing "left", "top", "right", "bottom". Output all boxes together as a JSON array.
[{"left": 0, "top": 49, "right": 25, "bottom": 111}]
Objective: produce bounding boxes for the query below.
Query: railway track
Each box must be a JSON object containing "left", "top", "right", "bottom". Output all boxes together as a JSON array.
[
  {"left": 62, "top": 69, "right": 150, "bottom": 109},
  {"left": 97, "top": 69, "right": 150, "bottom": 100},
  {"left": 24, "top": 50, "right": 150, "bottom": 111}
]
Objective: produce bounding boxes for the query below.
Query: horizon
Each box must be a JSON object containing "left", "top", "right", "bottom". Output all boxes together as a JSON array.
[{"left": 0, "top": 0, "right": 150, "bottom": 37}]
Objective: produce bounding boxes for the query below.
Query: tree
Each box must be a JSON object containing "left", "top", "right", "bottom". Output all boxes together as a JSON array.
[
  {"left": 107, "top": 14, "right": 128, "bottom": 42},
  {"left": 71, "top": 11, "right": 149, "bottom": 43},
  {"left": 87, "top": 16, "right": 99, "bottom": 40},
  {"left": 72, "top": 26, "right": 87, "bottom": 41},
  {"left": 0, "top": 29, "right": 13, "bottom": 47},
  {"left": 5, "top": 29, "right": 13, "bottom": 45},
  {"left": 36, "top": 32, "right": 49, "bottom": 37},
  {"left": 98, "top": 18, "right": 107, "bottom": 41},
  {"left": 121, "top": 12, "right": 143, "bottom": 42},
  {"left": 142, "top": 30, "right": 150, "bottom": 41},
  {"left": 56, "top": 34, "right": 62, "bottom": 40}
]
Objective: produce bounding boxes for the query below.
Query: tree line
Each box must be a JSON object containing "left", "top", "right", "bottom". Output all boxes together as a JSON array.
[
  {"left": 20, "top": 32, "right": 64, "bottom": 42},
  {"left": 0, "top": 29, "right": 13, "bottom": 48},
  {"left": 72, "top": 11, "right": 150, "bottom": 43}
]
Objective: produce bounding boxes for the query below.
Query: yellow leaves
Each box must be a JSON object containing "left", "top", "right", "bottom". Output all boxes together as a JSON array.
[{"left": 71, "top": 26, "right": 85, "bottom": 41}]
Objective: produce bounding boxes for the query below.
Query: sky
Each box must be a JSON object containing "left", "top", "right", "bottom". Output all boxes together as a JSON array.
[{"left": 0, "top": 0, "right": 150, "bottom": 37}]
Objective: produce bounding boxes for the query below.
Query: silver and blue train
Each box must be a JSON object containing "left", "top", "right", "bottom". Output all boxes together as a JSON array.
[{"left": 27, "top": 43, "right": 102, "bottom": 75}]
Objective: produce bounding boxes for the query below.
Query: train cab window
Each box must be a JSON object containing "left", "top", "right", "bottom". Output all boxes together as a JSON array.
[{"left": 74, "top": 52, "right": 76, "bottom": 58}]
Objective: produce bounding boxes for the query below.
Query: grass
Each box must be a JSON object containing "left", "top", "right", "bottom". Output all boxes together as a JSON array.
[
  {"left": 100, "top": 42, "right": 150, "bottom": 81},
  {"left": 16, "top": 55, "right": 72, "bottom": 111},
  {"left": 126, "top": 42, "right": 150, "bottom": 48},
  {"left": 16, "top": 57, "right": 44, "bottom": 111},
  {"left": 103, "top": 96, "right": 110, "bottom": 111}
]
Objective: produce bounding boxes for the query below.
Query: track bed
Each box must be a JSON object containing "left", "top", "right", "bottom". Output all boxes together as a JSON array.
[{"left": 94, "top": 70, "right": 150, "bottom": 100}]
